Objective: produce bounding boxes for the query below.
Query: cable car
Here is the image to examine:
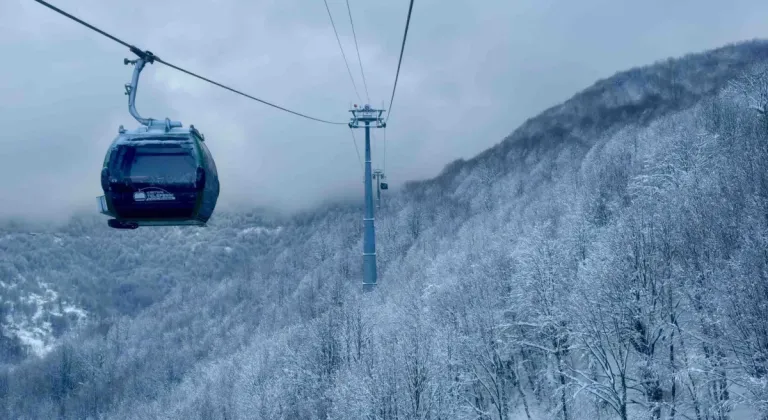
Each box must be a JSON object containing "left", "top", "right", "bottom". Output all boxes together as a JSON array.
[
  {"left": 380, "top": 182, "right": 388, "bottom": 190},
  {"left": 97, "top": 54, "right": 219, "bottom": 229}
]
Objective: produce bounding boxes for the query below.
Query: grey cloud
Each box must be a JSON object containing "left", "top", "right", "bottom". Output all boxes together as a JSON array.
[{"left": 1, "top": 0, "right": 766, "bottom": 221}]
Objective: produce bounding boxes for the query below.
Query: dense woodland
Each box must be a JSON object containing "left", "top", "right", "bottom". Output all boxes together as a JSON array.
[{"left": 2, "top": 40, "right": 768, "bottom": 419}]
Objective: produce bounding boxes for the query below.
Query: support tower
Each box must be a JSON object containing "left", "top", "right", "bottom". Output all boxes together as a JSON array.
[{"left": 349, "top": 104, "right": 386, "bottom": 292}]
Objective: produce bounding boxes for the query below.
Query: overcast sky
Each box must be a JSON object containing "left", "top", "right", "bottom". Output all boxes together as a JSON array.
[{"left": 1, "top": 0, "right": 766, "bottom": 221}]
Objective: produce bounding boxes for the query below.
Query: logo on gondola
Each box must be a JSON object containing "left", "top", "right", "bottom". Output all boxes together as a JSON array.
[{"left": 134, "top": 188, "right": 176, "bottom": 202}]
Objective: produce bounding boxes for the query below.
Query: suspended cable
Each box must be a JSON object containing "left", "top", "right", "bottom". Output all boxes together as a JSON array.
[
  {"left": 322, "top": 0, "right": 362, "bottom": 103},
  {"left": 383, "top": 125, "right": 387, "bottom": 172},
  {"left": 348, "top": 128, "right": 364, "bottom": 173},
  {"left": 371, "top": 130, "right": 379, "bottom": 168},
  {"left": 380, "top": 100, "right": 387, "bottom": 173},
  {"left": 385, "top": 0, "right": 415, "bottom": 123},
  {"left": 33, "top": 0, "right": 133, "bottom": 50},
  {"left": 33, "top": 0, "right": 347, "bottom": 126},
  {"left": 345, "top": 0, "right": 370, "bottom": 104},
  {"left": 371, "top": 131, "right": 382, "bottom": 172},
  {"left": 154, "top": 58, "right": 346, "bottom": 125}
]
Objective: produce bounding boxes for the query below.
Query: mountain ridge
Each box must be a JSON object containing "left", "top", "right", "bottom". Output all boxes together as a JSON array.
[
  {"left": 411, "top": 38, "right": 768, "bottom": 193},
  {"left": 1, "top": 39, "right": 768, "bottom": 419}
]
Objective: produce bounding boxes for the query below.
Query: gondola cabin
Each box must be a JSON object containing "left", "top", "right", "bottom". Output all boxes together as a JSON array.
[
  {"left": 98, "top": 122, "right": 219, "bottom": 229},
  {"left": 380, "top": 182, "right": 388, "bottom": 190}
]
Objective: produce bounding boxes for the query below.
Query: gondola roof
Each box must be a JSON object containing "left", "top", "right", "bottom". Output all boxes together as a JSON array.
[{"left": 114, "top": 121, "right": 206, "bottom": 144}]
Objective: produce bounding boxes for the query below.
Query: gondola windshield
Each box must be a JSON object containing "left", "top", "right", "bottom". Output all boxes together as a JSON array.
[{"left": 111, "top": 143, "right": 197, "bottom": 185}]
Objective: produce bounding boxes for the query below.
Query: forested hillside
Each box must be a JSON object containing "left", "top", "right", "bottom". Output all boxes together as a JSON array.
[{"left": 2, "top": 40, "right": 768, "bottom": 419}]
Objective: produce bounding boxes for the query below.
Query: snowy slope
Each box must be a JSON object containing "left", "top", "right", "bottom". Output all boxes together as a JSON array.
[
  {"left": 2, "top": 40, "right": 768, "bottom": 419},
  {"left": 0, "top": 211, "right": 282, "bottom": 363}
]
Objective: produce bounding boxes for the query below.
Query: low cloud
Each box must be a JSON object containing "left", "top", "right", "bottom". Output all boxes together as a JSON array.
[{"left": 1, "top": 0, "right": 766, "bottom": 220}]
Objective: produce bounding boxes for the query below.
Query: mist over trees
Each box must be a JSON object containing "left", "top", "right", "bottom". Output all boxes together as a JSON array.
[{"left": 2, "top": 41, "right": 768, "bottom": 419}]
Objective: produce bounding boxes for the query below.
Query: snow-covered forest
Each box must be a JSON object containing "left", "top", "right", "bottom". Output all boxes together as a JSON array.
[{"left": 2, "top": 40, "right": 768, "bottom": 419}]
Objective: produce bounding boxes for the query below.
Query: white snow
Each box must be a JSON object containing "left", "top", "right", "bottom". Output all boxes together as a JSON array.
[
  {"left": 14, "top": 327, "right": 53, "bottom": 357},
  {"left": 237, "top": 226, "right": 282, "bottom": 237},
  {"left": 62, "top": 304, "right": 87, "bottom": 319},
  {"left": 1, "top": 280, "right": 88, "bottom": 358}
]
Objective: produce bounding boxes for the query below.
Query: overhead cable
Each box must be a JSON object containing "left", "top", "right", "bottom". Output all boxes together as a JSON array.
[
  {"left": 385, "top": 0, "right": 415, "bottom": 123},
  {"left": 348, "top": 128, "right": 364, "bottom": 172},
  {"left": 33, "top": 0, "right": 347, "bottom": 125},
  {"left": 345, "top": 0, "right": 370, "bottom": 103},
  {"left": 322, "top": 0, "right": 362, "bottom": 103}
]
